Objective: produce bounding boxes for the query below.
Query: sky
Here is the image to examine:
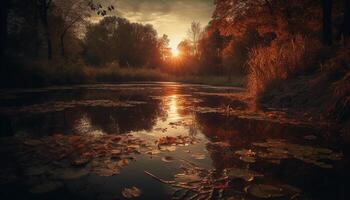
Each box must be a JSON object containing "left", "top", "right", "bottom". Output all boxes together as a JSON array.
[{"left": 97, "top": 0, "right": 215, "bottom": 50}]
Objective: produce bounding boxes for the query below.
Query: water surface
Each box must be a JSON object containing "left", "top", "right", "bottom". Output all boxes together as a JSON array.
[{"left": 0, "top": 83, "right": 348, "bottom": 200}]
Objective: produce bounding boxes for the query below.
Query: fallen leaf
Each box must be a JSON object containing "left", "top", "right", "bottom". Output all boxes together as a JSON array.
[
  {"left": 122, "top": 186, "right": 142, "bottom": 198},
  {"left": 191, "top": 153, "right": 206, "bottom": 160}
]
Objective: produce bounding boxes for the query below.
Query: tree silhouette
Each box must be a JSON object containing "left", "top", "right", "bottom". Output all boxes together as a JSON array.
[{"left": 187, "top": 21, "right": 202, "bottom": 57}]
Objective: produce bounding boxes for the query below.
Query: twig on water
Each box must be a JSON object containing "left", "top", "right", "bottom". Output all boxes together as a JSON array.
[{"left": 144, "top": 170, "right": 175, "bottom": 184}]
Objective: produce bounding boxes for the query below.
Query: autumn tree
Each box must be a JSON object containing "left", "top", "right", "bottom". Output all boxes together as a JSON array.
[
  {"left": 223, "top": 28, "right": 260, "bottom": 80},
  {"left": 199, "top": 29, "right": 229, "bottom": 75}
]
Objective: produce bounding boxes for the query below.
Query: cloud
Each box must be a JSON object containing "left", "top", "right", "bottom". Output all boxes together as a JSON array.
[{"left": 99, "top": 0, "right": 214, "bottom": 48}]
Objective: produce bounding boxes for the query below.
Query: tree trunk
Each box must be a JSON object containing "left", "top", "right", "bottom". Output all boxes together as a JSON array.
[
  {"left": 38, "top": 0, "right": 52, "bottom": 60},
  {"left": 322, "top": 0, "right": 333, "bottom": 45},
  {"left": 342, "top": 0, "right": 350, "bottom": 39},
  {"left": 60, "top": 34, "right": 65, "bottom": 57},
  {"left": 43, "top": 16, "right": 52, "bottom": 60},
  {"left": 1, "top": 0, "right": 9, "bottom": 66}
]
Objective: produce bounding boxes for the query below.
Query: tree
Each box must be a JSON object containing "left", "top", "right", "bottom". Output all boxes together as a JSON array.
[
  {"left": 54, "top": 0, "right": 91, "bottom": 57},
  {"left": 223, "top": 28, "right": 260, "bottom": 80},
  {"left": 83, "top": 16, "right": 119, "bottom": 65},
  {"left": 2, "top": 0, "right": 113, "bottom": 61},
  {"left": 0, "top": 0, "right": 9, "bottom": 65},
  {"left": 340, "top": 0, "right": 350, "bottom": 40},
  {"left": 199, "top": 29, "right": 228, "bottom": 75},
  {"left": 211, "top": 0, "right": 324, "bottom": 38},
  {"left": 177, "top": 40, "right": 192, "bottom": 58},
  {"left": 187, "top": 21, "right": 202, "bottom": 56},
  {"left": 35, "top": 0, "right": 53, "bottom": 60},
  {"left": 83, "top": 16, "right": 161, "bottom": 67},
  {"left": 322, "top": 0, "right": 333, "bottom": 45},
  {"left": 158, "top": 34, "right": 171, "bottom": 61}
]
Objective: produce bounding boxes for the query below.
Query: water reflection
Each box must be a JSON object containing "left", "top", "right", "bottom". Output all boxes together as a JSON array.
[
  {"left": 0, "top": 83, "right": 348, "bottom": 200},
  {"left": 168, "top": 95, "right": 180, "bottom": 121}
]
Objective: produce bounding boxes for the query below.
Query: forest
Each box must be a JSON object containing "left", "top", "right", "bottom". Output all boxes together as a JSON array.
[{"left": 0, "top": 0, "right": 349, "bottom": 199}]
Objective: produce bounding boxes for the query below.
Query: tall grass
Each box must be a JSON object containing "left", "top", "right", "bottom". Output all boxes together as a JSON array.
[
  {"left": 83, "top": 62, "right": 171, "bottom": 82},
  {"left": 247, "top": 35, "right": 323, "bottom": 96}
]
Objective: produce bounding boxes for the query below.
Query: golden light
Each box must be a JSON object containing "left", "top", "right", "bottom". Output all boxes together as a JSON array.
[
  {"left": 169, "top": 95, "right": 180, "bottom": 120},
  {"left": 171, "top": 47, "right": 180, "bottom": 57}
]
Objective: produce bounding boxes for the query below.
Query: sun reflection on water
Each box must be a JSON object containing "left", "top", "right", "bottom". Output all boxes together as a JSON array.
[{"left": 168, "top": 94, "right": 180, "bottom": 121}]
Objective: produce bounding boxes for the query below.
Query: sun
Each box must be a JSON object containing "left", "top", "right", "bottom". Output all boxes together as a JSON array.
[{"left": 171, "top": 47, "right": 180, "bottom": 57}]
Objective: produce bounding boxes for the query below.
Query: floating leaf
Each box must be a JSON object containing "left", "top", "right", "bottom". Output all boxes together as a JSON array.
[
  {"left": 122, "top": 186, "right": 142, "bottom": 198},
  {"left": 235, "top": 149, "right": 256, "bottom": 163},
  {"left": 71, "top": 157, "right": 90, "bottom": 167},
  {"left": 146, "top": 149, "right": 161, "bottom": 155},
  {"left": 160, "top": 145, "right": 176, "bottom": 152},
  {"left": 252, "top": 139, "right": 342, "bottom": 168},
  {"left": 191, "top": 153, "right": 206, "bottom": 160}
]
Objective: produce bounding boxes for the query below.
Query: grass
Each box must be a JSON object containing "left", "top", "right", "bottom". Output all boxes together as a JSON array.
[
  {"left": 174, "top": 75, "right": 245, "bottom": 87},
  {"left": 246, "top": 33, "right": 349, "bottom": 123},
  {"left": 0, "top": 59, "right": 245, "bottom": 88},
  {"left": 247, "top": 35, "right": 323, "bottom": 97}
]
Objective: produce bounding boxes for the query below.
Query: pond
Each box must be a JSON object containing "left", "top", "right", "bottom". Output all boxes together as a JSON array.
[{"left": 0, "top": 83, "right": 348, "bottom": 200}]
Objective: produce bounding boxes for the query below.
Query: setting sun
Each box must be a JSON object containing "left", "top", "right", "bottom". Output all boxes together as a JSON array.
[{"left": 171, "top": 47, "right": 180, "bottom": 57}]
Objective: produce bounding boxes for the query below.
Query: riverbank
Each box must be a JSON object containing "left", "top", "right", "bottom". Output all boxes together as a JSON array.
[{"left": 0, "top": 61, "right": 245, "bottom": 89}]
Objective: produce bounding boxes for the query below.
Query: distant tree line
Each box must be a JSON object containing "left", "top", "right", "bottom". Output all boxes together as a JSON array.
[
  {"left": 1, "top": 0, "right": 173, "bottom": 71},
  {"left": 82, "top": 16, "right": 162, "bottom": 67},
  {"left": 1, "top": 0, "right": 349, "bottom": 80}
]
